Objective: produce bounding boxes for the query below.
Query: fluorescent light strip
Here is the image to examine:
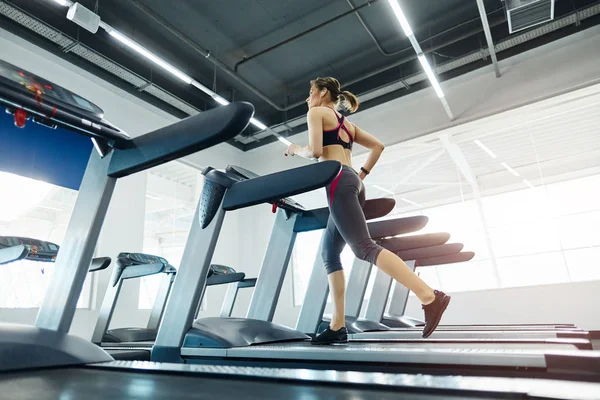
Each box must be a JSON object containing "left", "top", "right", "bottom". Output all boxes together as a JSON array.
[
  {"left": 501, "top": 162, "right": 520, "bottom": 177},
  {"left": 276, "top": 136, "right": 292, "bottom": 146},
  {"left": 213, "top": 95, "right": 229, "bottom": 106},
  {"left": 418, "top": 55, "right": 444, "bottom": 99},
  {"left": 190, "top": 80, "right": 217, "bottom": 97},
  {"left": 104, "top": 26, "right": 272, "bottom": 132},
  {"left": 146, "top": 194, "right": 163, "bottom": 201},
  {"left": 108, "top": 30, "right": 193, "bottom": 84},
  {"left": 250, "top": 118, "right": 267, "bottom": 130},
  {"left": 373, "top": 185, "right": 395, "bottom": 195},
  {"left": 401, "top": 197, "right": 421, "bottom": 207},
  {"left": 36, "top": 205, "right": 64, "bottom": 212},
  {"left": 474, "top": 139, "right": 497, "bottom": 159},
  {"left": 523, "top": 179, "right": 535, "bottom": 189},
  {"left": 53, "top": 0, "right": 72, "bottom": 6},
  {"left": 387, "top": 0, "right": 413, "bottom": 36}
]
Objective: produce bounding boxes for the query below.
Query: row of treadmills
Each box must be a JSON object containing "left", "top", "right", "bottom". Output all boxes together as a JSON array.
[{"left": 1, "top": 60, "right": 599, "bottom": 399}]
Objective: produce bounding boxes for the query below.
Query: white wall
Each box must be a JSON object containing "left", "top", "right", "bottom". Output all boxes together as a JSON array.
[
  {"left": 235, "top": 27, "right": 600, "bottom": 331},
  {"left": 0, "top": 28, "right": 244, "bottom": 337},
  {"left": 404, "top": 281, "right": 600, "bottom": 330}
]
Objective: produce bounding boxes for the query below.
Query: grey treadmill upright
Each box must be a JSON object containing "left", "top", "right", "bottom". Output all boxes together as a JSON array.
[
  {"left": 149, "top": 164, "right": 600, "bottom": 377},
  {"left": 91, "top": 253, "right": 176, "bottom": 353},
  {"left": 0, "top": 87, "right": 256, "bottom": 372}
]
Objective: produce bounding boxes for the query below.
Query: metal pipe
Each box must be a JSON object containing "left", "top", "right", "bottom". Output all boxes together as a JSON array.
[
  {"left": 130, "top": 0, "right": 504, "bottom": 114},
  {"left": 234, "top": 0, "right": 382, "bottom": 72},
  {"left": 283, "top": 10, "right": 507, "bottom": 111},
  {"left": 128, "top": 0, "right": 289, "bottom": 111},
  {"left": 349, "top": 1, "right": 504, "bottom": 58},
  {"left": 475, "top": 0, "right": 501, "bottom": 78}
]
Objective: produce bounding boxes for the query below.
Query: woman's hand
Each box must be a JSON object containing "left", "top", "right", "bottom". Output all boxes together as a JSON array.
[
  {"left": 284, "top": 143, "right": 299, "bottom": 157},
  {"left": 359, "top": 171, "right": 367, "bottom": 181}
]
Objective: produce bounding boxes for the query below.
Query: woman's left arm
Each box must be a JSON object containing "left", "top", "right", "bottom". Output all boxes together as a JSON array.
[{"left": 285, "top": 108, "right": 323, "bottom": 159}]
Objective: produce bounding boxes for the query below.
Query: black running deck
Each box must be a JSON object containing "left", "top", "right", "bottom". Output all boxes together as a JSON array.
[{"left": 2, "top": 363, "right": 600, "bottom": 400}]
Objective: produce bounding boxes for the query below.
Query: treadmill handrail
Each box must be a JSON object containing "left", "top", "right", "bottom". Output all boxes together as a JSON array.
[
  {"left": 294, "top": 198, "right": 396, "bottom": 232},
  {"left": 111, "top": 262, "right": 167, "bottom": 286},
  {"left": 367, "top": 216, "right": 429, "bottom": 239},
  {"left": 416, "top": 251, "right": 475, "bottom": 266},
  {"left": 379, "top": 232, "right": 451, "bottom": 251},
  {"left": 222, "top": 161, "right": 342, "bottom": 211},
  {"left": 395, "top": 243, "right": 464, "bottom": 261},
  {"left": 108, "top": 102, "right": 254, "bottom": 178},
  {"left": 0, "top": 245, "right": 29, "bottom": 265},
  {"left": 89, "top": 257, "right": 111, "bottom": 272}
]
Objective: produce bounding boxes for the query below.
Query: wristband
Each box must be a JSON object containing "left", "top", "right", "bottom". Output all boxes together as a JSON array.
[{"left": 360, "top": 167, "right": 370, "bottom": 175}]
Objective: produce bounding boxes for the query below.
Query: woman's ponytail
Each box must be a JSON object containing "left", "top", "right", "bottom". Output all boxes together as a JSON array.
[{"left": 340, "top": 90, "right": 360, "bottom": 113}]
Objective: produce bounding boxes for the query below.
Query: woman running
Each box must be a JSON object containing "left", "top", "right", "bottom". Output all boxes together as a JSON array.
[{"left": 284, "top": 77, "right": 450, "bottom": 344}]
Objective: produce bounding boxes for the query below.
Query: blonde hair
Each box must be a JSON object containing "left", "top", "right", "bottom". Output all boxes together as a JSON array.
[{"left": 310, "top": 77, "right": 360, "bottom": 113}]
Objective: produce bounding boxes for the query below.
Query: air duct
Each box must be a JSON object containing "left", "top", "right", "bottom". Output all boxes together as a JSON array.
[{"left": 503, "top": 0, "right": 555, "bottom": 33}]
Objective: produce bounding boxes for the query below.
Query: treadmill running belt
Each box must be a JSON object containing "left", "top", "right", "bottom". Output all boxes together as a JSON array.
[{"left": 0, "top": 368, "right": 488, "bottom": 400}]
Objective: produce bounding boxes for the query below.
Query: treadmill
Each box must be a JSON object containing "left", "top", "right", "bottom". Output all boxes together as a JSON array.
[
  {"left": 96, "top": 259, "right": 252, "bottom": 360},
  {"left": 212, "top": 171, "right": 590, "bottom": 350},
  {"left": 149, "top": 164, "right": 600, "bottom": 377},
  {"left": 91, "top": 252, "right": 177, "bottom": 356},
  {"left": 1, "top": 60, "right": 600, "bottom": 398},
  {"left": 298, "top": 217, "right": 589, "bottom": 342},
  {"left": 0, "top": 235, "right": 111, "bottom": 275}
]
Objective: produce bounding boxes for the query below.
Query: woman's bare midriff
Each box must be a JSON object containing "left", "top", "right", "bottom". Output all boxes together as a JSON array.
[{"left": 321, "top": 145, "right": 353, "bottom": 168}]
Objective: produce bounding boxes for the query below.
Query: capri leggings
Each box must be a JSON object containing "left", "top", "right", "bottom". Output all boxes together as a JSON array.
[{"left": 322, "top": 165, "right": 385, "bottom": 275}]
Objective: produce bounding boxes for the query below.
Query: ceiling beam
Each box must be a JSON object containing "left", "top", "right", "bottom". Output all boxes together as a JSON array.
[
  {"left": 391, "top": 149, "right": 445, "bottom": 192},
  {"left": 475, "top": 0, "right": 501, "bottom": 78},
  {"left": 439, "top": 133, "right": 501, "bottom": 286}
]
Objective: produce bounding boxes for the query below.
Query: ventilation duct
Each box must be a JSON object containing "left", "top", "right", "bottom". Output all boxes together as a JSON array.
[{"left": 504, "top": 0, "right": 555, "bottom": 33}]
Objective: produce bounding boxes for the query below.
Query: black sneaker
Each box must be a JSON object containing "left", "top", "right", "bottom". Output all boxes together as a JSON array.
[
  {"left": 422, "top": 290, "right": 451, "bottom": 338},
  {"left": 311, "top": 326, "right": 348, "bottom": 345}
]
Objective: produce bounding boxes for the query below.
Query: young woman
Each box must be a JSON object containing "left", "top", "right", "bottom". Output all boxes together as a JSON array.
[{"left": 284, "top": 77, "right": 450, "bottom": 344}]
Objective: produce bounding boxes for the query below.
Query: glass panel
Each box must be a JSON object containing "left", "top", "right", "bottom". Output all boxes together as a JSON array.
[
  {"left": 488, "top": 220, "right": 562, "bottom": 257},
  {"left": 436, "top": 260, "right": 497, "bottom": 292},
  {"left": 140, "top": 163, "right": 203, "bottom": 309},
  {"left": 0, "top": 175, "right": 90, "bottom": 308},
  {"left": 557, "top": 211, "right": 600, "bottom": 249},
  {"left": 497, "top": 252, "right": 569, "bottom": 288},
  {"left": 564, "top": 247, "right": 600, "bottom": 282}
]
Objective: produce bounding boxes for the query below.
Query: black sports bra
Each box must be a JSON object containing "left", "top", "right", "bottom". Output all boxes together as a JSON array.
[{"left": 322, "top": 107, "right": 354, "bottom": 151}]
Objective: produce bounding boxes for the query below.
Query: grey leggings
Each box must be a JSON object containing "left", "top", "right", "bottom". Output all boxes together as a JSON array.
[{"left": 322, "top": 165, "right": 385, "bottom": 274}]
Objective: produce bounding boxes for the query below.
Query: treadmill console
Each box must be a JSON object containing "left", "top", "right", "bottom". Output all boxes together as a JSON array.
[
  {"left": 0, "top": 236, "right": 59, "bottom": 262},
  {"left": 0, "top": 59, "right": 104, "bottom": 118},
  {"left": 210, "top": 264, "right": 237, "bottom": 275},
  {"left": 119, "top": 252, "right": 169, "bottom": 267},
  {"left": 225, "top": 165, "right": 306, "bottom": 213}
]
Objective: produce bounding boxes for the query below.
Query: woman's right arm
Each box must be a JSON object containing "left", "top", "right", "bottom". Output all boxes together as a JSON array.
[{"left": 353, "top": 124, "right": 385, "bottom": 180}]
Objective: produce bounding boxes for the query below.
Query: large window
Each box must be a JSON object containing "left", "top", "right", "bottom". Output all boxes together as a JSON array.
[
  {"left": 139, "top": 162, "right": 205, "bottom": 310},
  {"left": 0, "top": 172, "right": 91, "bottom": 308},
  {"left": 291, "top": 172, "right": 600, "bottom": 305}
]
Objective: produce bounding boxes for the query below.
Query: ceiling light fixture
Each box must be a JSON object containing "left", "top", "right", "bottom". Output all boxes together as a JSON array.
[
  {"left": 53, "top": 0, "right": 72, "bottom": 6},
  {"left": 418, "top": 54, "right": 444, "bottom": 99},
  {"left": 212, "top": 95, "right": 229, "bottom": 106},
  {"left": 373, "top": 185, "right": 395, "bottom": 195},
  {"left": 102, "top": 25, "right": 272, "bottom": 132},
  {"left": 401, "top": 197, "right": 421, "bottom": 207},
  {"left": 523, "top": 179, "right": 535, "bottom": 188},
  {"left": 501, "top": 162, "right": 520, "bottom": 177},
  {"left": 108, "top": 29, "right": 193, "bottom": 84},
  {"left": 474, "top": 139, "right": 497, "bottom": 159},
  {"left": 250, "top": 118, "right": 267, "bottom": 131},
  {"left": 387, "top": 0, "right": 413, "bottom": 36}
]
